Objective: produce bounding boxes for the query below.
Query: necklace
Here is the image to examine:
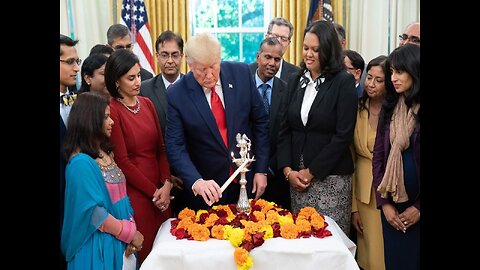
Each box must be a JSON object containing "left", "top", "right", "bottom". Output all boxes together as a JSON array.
[
  {"left": 96, "top": 155, "right": 125, "bottom": 184},
  {"left": 98, "top": 152, "right": 112, "bottom": 166},
  {"left": 99, "top": 153, "right": 109, "bottom": 164},
  {"left": 118, "top": 97, "right": 141, "bottom": 114}
]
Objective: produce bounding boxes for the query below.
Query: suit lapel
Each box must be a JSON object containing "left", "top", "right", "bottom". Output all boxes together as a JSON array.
[
  {"left": 221, "top": 70, "right": 235, "bottom": 149},
  {"left": 306, "top": 78, "right": 333, "bottom": 124},
  {"left": 270, "top": 77, "right": 284, "bottom": 129},
  {"left": 60, "top": 114, "right": 66, "bottom": 136},
  {"left": 186, "top": 75, "right": 228, "bottom": 151},
  {"left": 152, "top": 76, "right": 168, "bottom": 119}
]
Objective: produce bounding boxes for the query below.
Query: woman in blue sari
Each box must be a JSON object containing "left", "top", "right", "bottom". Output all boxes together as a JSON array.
[{"left": 61, "top": 92, "right": 144, "bottom": 269}]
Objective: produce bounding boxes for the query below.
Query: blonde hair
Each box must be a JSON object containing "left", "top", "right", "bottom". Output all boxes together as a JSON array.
[{"left": 185, "top": 33, "right": 221, "bottom": 65}]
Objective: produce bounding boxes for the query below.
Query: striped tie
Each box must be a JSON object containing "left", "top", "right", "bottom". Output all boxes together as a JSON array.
[{"left": 261, "top": 83, "right": 270, "bottom": 114}]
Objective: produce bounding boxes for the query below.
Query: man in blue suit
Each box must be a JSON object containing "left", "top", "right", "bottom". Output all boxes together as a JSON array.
[{"left": 165, "top": 33, "right": 270, "bottom": 210}]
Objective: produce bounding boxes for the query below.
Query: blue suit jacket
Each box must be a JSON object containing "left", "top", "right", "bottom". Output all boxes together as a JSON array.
[{"left": 165, "top": 61, "right": 269, "bottom": 210}]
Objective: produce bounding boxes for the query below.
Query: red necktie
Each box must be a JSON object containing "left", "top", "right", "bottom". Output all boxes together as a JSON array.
[
  {"left": 211, "top": 86, "right": 228, "bottom": 147},
  {"left": 211, "top": 87, "right": 233, "bottom": 179}
]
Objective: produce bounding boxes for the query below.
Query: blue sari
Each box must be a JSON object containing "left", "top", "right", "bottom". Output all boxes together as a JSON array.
[{"left": 61, "top": 153, "right": 135, "bottom": 270}]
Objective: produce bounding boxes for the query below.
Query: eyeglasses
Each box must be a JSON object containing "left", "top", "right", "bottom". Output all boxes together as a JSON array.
[
  {"left": 113, "top": 44, "right": 133, "bottom": 50},
  {"left": 60, "top": 58, "right": 82, "bottom": 66},
  {"left": 267, "top": 32, "right": 290, "bottom": 43},
  {"left": 159, "top": 51, "right": 182, "bottom": 60},
  {"left": 398, "top": 34, "right": 420, "bottom": 44}
]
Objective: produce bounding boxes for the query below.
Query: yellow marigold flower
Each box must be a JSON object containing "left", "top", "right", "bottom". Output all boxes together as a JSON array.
[
  {"left": 238, "top": 256, "right": 253, "bottom": 270},
  {"left": 178, "top": 208, "right": 195, "bottom": 220},
  {"left": 211, "top": 225, "right": 225, "bottom": 240},
  {"left": 195, "top": 210, "right": 209, "bottom": 221},
  {"left": 295, "top": 219, "right": 311, "bottom": 233},
  {"left": 187, "top": 223, "right": 210, "bottom": 241},
  {"left": 310, "top": 213, "right": 325, "bottom": 230},
  {"left": 260, "top": 224, "right": 273, "bottom": 239},
  {"left": 252, "top": 211, "right": 265, "bottom": 222},
  {"left": 205, "top": 213, "right": 219, "bottom": 227},
  {"left": 177, "top": 217, "right": 194, "bottom": 229},
  {"left": 278, "top": 215, "right": 294, "bottom": 226},
  {"left": 280, "top": 223, "right": 299, "bottom": 239},
  {"left": 223, "top": 225, "right": 234, "bottom": 240},
  {"left": 229, "top": 227, "right": 245, "bottom": 247}
]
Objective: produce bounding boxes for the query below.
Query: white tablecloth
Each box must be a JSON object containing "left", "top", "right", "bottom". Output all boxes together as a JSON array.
[{"left": 141, "top": 216, "right": 359, "bottom": 270}]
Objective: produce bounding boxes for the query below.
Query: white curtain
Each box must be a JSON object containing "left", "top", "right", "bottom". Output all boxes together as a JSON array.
[
  {"left": 59, "top": 0, "right": 112, "bottom": 60},
  {"left": 348, "top": 0, "right": 420, "bottom": 64}
]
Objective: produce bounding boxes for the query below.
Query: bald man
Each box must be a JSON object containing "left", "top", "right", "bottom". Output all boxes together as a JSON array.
[{"left": 399, "top": 22, "right": 420, "bottom": 46}]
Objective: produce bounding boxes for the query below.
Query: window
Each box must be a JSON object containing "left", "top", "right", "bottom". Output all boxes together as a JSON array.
[{"left": 190, "top": 0, "right": 271, "bottom": 64}]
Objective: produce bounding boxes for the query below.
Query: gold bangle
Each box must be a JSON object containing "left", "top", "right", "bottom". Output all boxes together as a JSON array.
[{"left": 285, "top": 170, "right": 292, "bottom": 181}]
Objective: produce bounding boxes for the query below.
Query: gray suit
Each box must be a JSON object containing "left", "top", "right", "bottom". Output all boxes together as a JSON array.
[{"left": 140, "top": 74, "right": 183, "bottom": 136}]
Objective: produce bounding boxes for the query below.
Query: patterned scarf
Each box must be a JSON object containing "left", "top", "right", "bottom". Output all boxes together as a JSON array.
[
  {"left": 299, "top": 70, "right": 325, "bottom": 91},
  {"left": 377, "top": 95, "right": 419, "bottom": 203}
]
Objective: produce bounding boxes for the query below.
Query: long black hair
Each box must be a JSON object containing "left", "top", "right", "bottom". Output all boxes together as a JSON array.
[
  {"left": 63, "top": 92, "right": 113, "bottom": 160},
  {"left": 379, "top": 44, "right": 420, "bottom": 130},
  {"left": 299, "top": 20, "right": 345, "bottom": 77}
]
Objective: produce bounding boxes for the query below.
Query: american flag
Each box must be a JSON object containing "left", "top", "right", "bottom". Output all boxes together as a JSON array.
[
  {"left": 307, "top": 0, "right": 334, "bottom": 26},
  {"left": 121, "top": 0, "right": 155, "bottom": 74}
]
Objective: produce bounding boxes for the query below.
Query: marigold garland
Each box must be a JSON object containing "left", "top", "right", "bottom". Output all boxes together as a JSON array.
[{"left": 170, "top": 199, "right": 332, "bottom": 270}]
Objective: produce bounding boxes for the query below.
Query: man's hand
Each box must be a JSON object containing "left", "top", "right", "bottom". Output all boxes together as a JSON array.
[{"left": 193, "top": 179, "right": 222, "bottom": 206}]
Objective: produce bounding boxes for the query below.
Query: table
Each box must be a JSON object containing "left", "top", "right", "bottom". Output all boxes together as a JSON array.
[{"left": 141, "top": 216, "right": 359, "bottom": 270}]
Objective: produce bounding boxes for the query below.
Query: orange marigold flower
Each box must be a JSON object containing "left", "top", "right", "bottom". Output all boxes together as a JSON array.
[
  {"left": 188, "top": 223, "right": 210, "bottom": 241},
  {"left": 252, "top": 211, "right": 265, "bottom": 222},
  {"left": 211, "top": 225, "right": 225, "bottom": 240},
  {"left": 177, "top": 217, "right": 194, "bottom": 229},
  {"left": 178, "top": 208, "right": 195, "bottom": 220},
  {"left": 295, "top": 219, "right": 311, "bottom": 233},
  {"left": 265, "top": 210, "right": 279, "bottom": 225},
  {"left": 310, "top": 213, "right": 325, "bottom": 230},
  {"left": 234, "top": 247, "right": 249, "bottom": 265},
  {"left": 298, "top": 206, "right": 317, "bottom": 218},
  {"left": 280, "top": 223, "right": 299, "bottom": 239},
  {"left": 205, "top": 213, "right": 219, "bottom": 227},
  {"left": 254, "top": 199, "right": 269, "bottom": 208}
]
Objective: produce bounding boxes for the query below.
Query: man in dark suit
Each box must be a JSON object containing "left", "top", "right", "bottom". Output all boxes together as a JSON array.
[
  {"left": 343, "top": 49, "right": 365, "bottom": 97},
  {"left": 249, "top": 17, "right": 300, "bottom": 82},
  {"left": 249, "top": 37, "right": 292, "bottom": 210},
  {"left": 165, "top": 33, "right": 270, "bottom": 210},
  {"left": 60, "top": 33, "right": 80, "bottom": 270},
  {"left": 106, "top": 24, "right": 153, "bottom": 81},
  {"left": 140, "top": 30, "right": 185, "bottom": 216},
  {"left": 140, "top": 30, "right": 184, "bottom": 136}
]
